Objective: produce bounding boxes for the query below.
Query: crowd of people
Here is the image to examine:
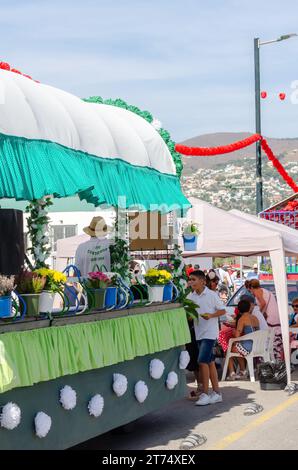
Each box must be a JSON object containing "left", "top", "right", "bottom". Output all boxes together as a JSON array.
[{"left": 185, "top": 267, "right": 283, "bottom": 406}]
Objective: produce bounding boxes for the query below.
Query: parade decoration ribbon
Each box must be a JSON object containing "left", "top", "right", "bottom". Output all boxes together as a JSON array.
[{"left": 175, "top": 134, "right": 298, "bottom": 193}]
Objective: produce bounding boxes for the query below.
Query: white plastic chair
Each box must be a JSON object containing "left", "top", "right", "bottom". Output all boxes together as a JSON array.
[{"left": 221, "top": 329, "right": 273, "bottom": 382}]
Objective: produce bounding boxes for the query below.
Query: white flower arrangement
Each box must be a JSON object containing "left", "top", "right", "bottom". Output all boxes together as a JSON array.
[
  {"left": 151, "top": 117, "right": 162, "bottom": 131},
  {"left": 88, "top": 394, "right": 104, "bottom": 417},
  {"left": 0, "top": 402, "right": 21, "bottom": 430},
  {"left": 134, "top": 381, "right": 148, "bottom": 403},
  {"left": 179, "top": 350, "right": 190, "bottom": 369},
  {"left": 59, "top": 385, "right": 77, "bottom": 410},
  {"left": 35, "top": 411, "right": 52, "bottom": 438},
  {"left": 113, "top": 373, "right": 128, "bottom": 397},
  {"left": 149, "top": 359, "right": 165, "bottom": 379},
  {"left": 166, "top": 371, "right": 179, "bottom": 390},
  {"left": 26, "top": 197, "right": 52, "bottom": 269}
]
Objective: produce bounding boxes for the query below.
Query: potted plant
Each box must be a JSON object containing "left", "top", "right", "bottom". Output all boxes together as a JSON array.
[
  {"left": 144, "top": 268, "right": 172, "bottom": 303},
  {"left": 16, "top": 270, "right": 46, "bottom": 317},
  {"left": 34, "top": 268, "right": 67, "bottom": 314},
  {"left": 0, "top": 275, "right": 15, "bottom": 318},
  {"left": 182, "top": 222, "right": 200, "bottom": 251},
  {"left": 155, "top": 263, "right": 177, "bottom": 302},
  {"left": 86, "top": 271, "right": 112, "bottom": 310}
]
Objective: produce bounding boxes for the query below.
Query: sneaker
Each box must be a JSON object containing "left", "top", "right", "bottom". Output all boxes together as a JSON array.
[
  {"left": 195, "top": 393, "right": 211, "bottom": 406},
  {"left": 209, "top": 391, "right": 223, "bottom": 404}
]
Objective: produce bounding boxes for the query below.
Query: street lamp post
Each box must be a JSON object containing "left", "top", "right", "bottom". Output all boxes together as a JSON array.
[{"left": 254, "top": 33, "right": 297, "bottom": 215}]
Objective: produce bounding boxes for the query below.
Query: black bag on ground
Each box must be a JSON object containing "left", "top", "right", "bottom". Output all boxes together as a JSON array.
[{"left": 257, "top": 361, "right": 287, "bottom": 390}]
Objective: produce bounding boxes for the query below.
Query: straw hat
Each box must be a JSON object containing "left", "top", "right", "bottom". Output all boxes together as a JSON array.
[{"left": 83, "top": 216, "right": 108, "bottom": 237}]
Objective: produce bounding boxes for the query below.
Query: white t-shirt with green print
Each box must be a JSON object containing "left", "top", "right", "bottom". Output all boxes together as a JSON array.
[{"left": 75, "top": 237, "right": 111, "bottom": 277}]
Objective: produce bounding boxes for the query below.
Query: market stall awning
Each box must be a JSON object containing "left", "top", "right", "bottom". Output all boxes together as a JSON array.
[
  {"left": 185, "top": 197, "right": 298, "bottom": 384},
  {"left": 0, "top": 69, "right": 189, "bottom": 212}
]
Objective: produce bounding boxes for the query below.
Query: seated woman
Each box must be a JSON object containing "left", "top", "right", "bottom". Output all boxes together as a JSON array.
[{"left": 227, "top": 299, "right": 259, "bottom": 380}]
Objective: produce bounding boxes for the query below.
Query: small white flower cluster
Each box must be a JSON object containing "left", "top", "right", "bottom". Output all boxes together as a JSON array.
[
  {"left": 113, "top": 373, "right": 128, "bottom": 397},
  {"left": 166, "top": 371, "right": 178, "bottom": 390},
  {"left": 0, "top": 402, "right": 21, "bottom": 430},
  {"left": 134, "top": 381, "right": 148, "bottom": 403},
  {"left": 149, "top": 359, "right": 165, "bottom": 379},
  {"left": 151, "top": 117, "right": 162, "bottom": 131},
  {"left": 88, "top": 394, "right": 104, "bottom": 417},
  {"left": 35, "top": 411, "right": 52, "bottom": 438},
  {"left": 179, "top": 350, "right": 190, "bottom": 370},
  {"left": 59, "top": 385, "right": 77, "bottom": 410}
]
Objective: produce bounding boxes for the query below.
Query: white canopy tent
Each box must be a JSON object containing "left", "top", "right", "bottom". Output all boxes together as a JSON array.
[{"left": 186, "top": 197, "right": 298, "bottom": 384}]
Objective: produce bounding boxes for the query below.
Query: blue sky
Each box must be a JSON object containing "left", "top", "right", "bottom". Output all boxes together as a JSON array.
[{"left": 1, "top": 0, "right": 298, "bottom": 141}]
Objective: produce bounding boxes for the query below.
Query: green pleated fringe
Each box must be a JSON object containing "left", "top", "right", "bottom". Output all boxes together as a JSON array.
[{"left": 0, "top": 133, "right": 190, "bottom": 211}]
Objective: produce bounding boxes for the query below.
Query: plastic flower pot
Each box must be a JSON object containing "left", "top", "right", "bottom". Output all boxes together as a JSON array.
[
  {"left": 163, "top": 283, "right": 173, "bottom": 302},
  {"left": 87, "top": 288, "right": 106, "bottom": 311},
  {"left": 21, "top": 293, "right": 40, "bottom": 317},
  {"left": 39, "top": 291, "right": 55, "bottom": 314},
  {"left": 183, "top": 234, "right": 198, "bottom": 251},
  {"left": 0, "top": 295, "right": 12, "bottom": 318},
  {"left": 148, "top": 285, "right": 164, "bottom": 303}
]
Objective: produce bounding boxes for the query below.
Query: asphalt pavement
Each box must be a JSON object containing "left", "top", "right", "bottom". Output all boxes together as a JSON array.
[{"left": 73, "top": 369, "right": 298, "bottom": 451}]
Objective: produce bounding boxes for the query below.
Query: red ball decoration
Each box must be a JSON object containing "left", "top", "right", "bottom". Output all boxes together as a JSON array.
[
  {"left": 0, "top": 62, "right": 10, "bottom": 71},
  {"left": 260, "top": 91, "right": 267, "bottom": 99},
  {"left": 279, "top": 92, "right": 286, "bottom": 100}
]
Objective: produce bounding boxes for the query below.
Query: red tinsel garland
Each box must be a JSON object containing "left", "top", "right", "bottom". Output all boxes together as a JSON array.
[
  {"left": 0, "top": 61, "right": 39, "bottom": 82},
  {"left": 175, "top": 133, "right": 298, "bottom": 193},
  {"left": 175, "top": 134, "right": 262, "bottom": 156},
  {"left": 260, "top": 138, "right": 298, "bottom": 193}
]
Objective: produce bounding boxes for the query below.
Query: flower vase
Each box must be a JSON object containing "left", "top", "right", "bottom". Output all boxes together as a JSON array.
[
  {"left": 39, "top": 291, "right": 55, "bottom": 314},
  {"left": 104, "top": 287, "right": 118, "bottom": 309},
  {"left": 0, "top": 295, "right": 12, "bottom": 318},
  {"left": 148, "top": 285, "right": 164, "bottom": 303},
  {"left": 87, "top": 288, "right": 106, "bottom": 311},
  {"left": 21, "top": 293, "right": 41, "bottom": 317},
  {"left": 183, "top": 234, "right": 198, "bottom": 251},
  {"left": 163, "top": 283, "right": 173, "bottom": 302}
]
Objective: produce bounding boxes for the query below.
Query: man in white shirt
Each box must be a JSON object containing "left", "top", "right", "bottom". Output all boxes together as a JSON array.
[
  {"left": 187, "top": 270, "right": 226, "bottom": 406},
  {"left": 75, "top": 216, "right": 111, "bottom": 277}
]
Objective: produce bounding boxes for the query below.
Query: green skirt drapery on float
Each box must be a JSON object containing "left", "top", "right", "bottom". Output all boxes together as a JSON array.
[{"left": 0, "top": 307, "right": 190, "bottom": 393}]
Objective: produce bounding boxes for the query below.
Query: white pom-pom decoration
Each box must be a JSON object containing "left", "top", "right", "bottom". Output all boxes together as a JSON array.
[
  {"left": 113, "top": 373, "right": 128, "bottom": 397},
  {"left": 179, "top": 350, "right": 190, "bottom": 369},
  {"left": 88, "top": 394, "right": 104, "bottom": 417},
  {"left": 0, "top": 402, "right": 21, "bottom": 430},
  {"left": 35, "top": 412, "right": 52, "bottom": 438},
  {"left": 149, "top": 359, "right": 165, "bottom": 379},
  {"left": 166, "top": 371, "right": 179, "bottom": 390},
  {"left": 151, "top": 117, "right": 162, "bottom": 131},
  {"left": 59, "top": 385, "right": 77, "bottom": 410},
  {"left": 134, "top": 381, "right": 148, "bottom": 403}
]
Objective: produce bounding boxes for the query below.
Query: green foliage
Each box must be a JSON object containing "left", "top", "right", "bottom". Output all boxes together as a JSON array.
[{"left": 182, "top": 297, "right": 200, "bottom": 320}]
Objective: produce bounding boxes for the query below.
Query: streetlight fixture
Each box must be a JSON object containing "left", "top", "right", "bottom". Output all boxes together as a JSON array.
[{"left": 254, "top": 33, "right": 297, "bottom": 214}]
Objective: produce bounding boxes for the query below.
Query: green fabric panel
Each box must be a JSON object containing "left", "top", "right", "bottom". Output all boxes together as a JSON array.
[
  {"left": 0, "top": 308, "right": 190, "bottom": 393},
  {"left": 0, "top": 348, "right": 186, "bottom": 450},
  {"left": 0, "top": 133, "right": 190, "bottom": 211}
]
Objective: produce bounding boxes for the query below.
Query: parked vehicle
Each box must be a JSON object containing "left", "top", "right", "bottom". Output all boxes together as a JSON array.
[{"left": 224, "top": 281, "right": 298, "bottom": 320}]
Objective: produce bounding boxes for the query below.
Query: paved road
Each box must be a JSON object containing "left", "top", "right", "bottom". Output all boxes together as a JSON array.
[{"left": 74, "top": 371, "right": 298, "bottom": 451}]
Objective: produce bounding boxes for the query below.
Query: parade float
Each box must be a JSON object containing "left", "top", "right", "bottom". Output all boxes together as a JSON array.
[{"left": 0, "top": 63, "right": 191, "bottom": 449}]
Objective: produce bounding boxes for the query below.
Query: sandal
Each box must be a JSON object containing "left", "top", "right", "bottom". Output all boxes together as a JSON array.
[
  {"left": 243, "top": 403, "right": 263, "bottom": 416},
  {"left": 179, "top": 433, "right": 207, "bottom": 450}
]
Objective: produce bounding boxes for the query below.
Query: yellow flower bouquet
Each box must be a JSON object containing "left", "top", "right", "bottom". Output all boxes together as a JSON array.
[
  {"left": 145, "top": 268, "right": 172, "bottom": 286},
  {"left": 34, "top": 268, "right": 67, "bottom": 292}
]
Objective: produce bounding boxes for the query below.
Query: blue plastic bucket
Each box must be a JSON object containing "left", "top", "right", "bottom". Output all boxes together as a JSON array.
[
  {"left": 183, "top": 234, "right": 198, "bottom": 251},
  {"left": 105, "top": 287, "right": 117, "bottom": 309},
  {"left": 0, "top": 296, "right": 12, "bottom": 318},
  {"left": 163, "top": 283, "right": 173, "bottom": 302}
]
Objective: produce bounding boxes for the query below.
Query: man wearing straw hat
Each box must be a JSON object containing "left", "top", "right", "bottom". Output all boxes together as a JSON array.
[{"left": 75, "top": 216, "right": 111, "bottom": 277}]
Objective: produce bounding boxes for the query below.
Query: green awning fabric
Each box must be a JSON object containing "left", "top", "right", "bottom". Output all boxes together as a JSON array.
[
  {"left": 0, "top": 133, "right": 190, "bottom": 212},
  {"left": 0, "top": 307, "right": 190, "bottom": 393}
]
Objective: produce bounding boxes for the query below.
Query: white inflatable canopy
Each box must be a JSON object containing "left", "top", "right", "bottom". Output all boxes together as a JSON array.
[{"left": 0, "top": 69, "right": 175, "bottom": 175}]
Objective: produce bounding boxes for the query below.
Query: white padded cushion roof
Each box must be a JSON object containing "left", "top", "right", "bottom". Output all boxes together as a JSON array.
[{"left": 0, "top": 70, "right": 176, "bottom": 175}]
